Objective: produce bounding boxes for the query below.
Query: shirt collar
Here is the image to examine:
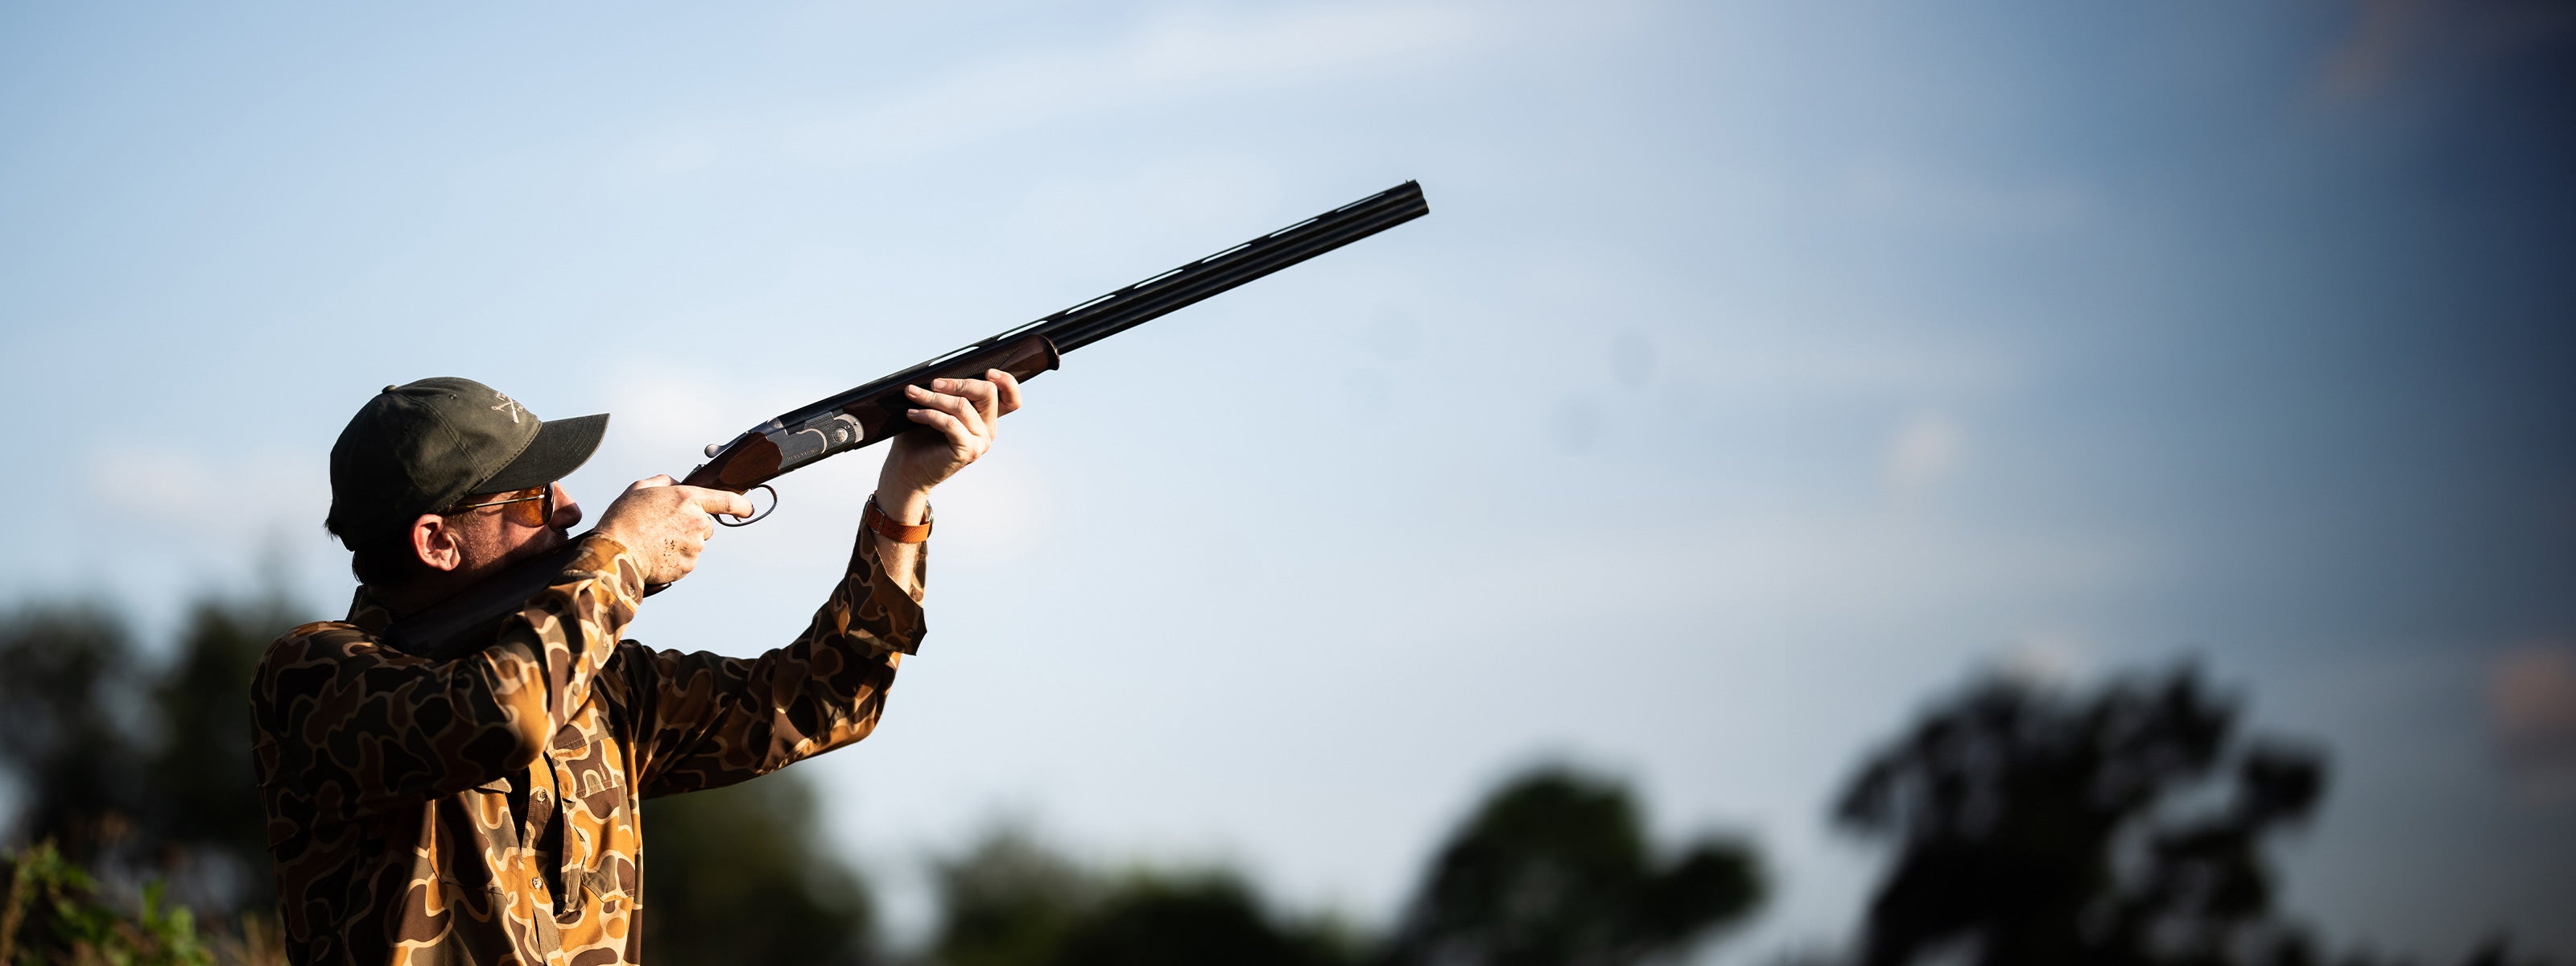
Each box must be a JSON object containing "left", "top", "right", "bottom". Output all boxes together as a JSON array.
[{"left": 345, "top": 585, "right": 397, "bottom": 635}]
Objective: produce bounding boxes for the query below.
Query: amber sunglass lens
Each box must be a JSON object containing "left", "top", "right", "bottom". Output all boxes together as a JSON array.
[{"left": 504, "top": 488, "right": 549, "bottom": 527}]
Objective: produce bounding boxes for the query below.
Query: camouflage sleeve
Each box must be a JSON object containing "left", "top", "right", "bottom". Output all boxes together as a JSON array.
[
  {"left": 250, "top": 535, "right": 646, "bottom": 822},
  {"left": 625, "top": 527, "right": 926, "bottom": 798}
]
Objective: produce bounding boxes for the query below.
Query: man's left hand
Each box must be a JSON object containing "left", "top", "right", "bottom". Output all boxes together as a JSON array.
[{"left": 876, "top": 369, "right": 1023, "bottom": 520}]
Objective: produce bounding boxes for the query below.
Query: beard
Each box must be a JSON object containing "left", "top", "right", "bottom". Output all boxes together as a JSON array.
[{"left": 452, "top": 518, "right": 570, "bottom": 582}]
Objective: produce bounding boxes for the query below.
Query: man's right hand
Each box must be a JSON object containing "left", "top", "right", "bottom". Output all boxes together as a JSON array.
[{"left": 595, "top": 476, "right": 756, "bottom": 587}]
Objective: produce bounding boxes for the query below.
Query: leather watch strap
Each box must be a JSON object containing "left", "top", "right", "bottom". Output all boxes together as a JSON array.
[{"left": 863, "top": 493, "right": 933, "bottom": 543}]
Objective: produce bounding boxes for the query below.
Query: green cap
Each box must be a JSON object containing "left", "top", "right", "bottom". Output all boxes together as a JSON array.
[{"left": 327, "top": 377, "right": 609, "bottom": 542}]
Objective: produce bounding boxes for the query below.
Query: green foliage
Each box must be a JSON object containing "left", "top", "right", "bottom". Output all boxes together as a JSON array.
[
  {"left": 642, "top": 772, "right": 877, "bottom": 965},
  {"left": 1381, "top": 766, "right": 1765, "bottom": 966},
  {"left": 0, "top": 597, "right": 289, "bottom": 919},
  {"left": 2, "top": 840, "right": 212, "bottom": 966}
]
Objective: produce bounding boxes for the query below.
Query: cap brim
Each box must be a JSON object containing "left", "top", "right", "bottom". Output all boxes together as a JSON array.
[{"left": 479, "top": 413, "right": 609, "bottom": 493}]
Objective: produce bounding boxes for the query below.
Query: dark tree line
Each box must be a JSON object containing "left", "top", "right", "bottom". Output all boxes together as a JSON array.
[
  {"left": 0, "top": 596, "right": 1766, "bottom": 964},
  {"left": 2, "top": 594, "right": 2557, "bottom": 965},
  {"left": 919, "top": 767, "right": 1764, "bottom": 966},
  {"left": 0, "top": 598, "right": 284, "bottom": 919}
]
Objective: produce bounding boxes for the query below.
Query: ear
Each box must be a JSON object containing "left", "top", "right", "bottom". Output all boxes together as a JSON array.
[{"left": 410, "top": 514, "right": 464, "bottom": 572}]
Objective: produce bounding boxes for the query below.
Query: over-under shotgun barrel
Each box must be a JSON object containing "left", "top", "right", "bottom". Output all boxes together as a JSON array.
[{"left": 681, "top": 180, "right": 1429, "bottom": 491}]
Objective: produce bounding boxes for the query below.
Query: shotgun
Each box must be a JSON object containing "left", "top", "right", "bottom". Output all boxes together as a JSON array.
[{"left": 383, "top": 180, "right": 1430, "bottom": 656}]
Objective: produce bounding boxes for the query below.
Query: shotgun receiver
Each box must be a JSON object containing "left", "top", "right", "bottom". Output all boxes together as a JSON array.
[{"left": 382, "top": 180, "right": 1430, "bottom": 656}]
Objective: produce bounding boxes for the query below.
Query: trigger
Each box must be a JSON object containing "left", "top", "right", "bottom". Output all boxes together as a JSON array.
[{"left": 717, "top": 485, "right": 779, "bottom": 527}]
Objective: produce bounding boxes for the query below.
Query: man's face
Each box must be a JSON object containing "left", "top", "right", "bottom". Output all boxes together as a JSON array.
[{"left": 443, "top": 482, "right": 584, "bottom": 580}]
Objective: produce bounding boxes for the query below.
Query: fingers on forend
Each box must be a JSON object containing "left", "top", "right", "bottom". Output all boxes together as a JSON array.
[
  {"left": 923, "top": 387, "right": 986, "bottom": 432},
  {"left": 953, "top": 378, "right": 1001, "bottom": 422},
  {"left": 910, "top": 407, "right": 976, "bottom": 444},
  {"left": 910, "top": 383, "right": 984, "bottom": 428},
  {"left": 989, "top": 369, "right": 1025, "bottom": 413},
  {"left": 923, "top": 378, "right": 998, "bottom": 409}
]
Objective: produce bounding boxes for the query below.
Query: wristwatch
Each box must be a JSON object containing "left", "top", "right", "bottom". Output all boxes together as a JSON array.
[{"left": 863, "top": 493, "right": 932, "bottom": 543}]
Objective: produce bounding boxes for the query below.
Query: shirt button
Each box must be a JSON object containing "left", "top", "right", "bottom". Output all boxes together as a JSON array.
[
  {"left": 530, "top": 877, "right": 544, "bottom": 890},
  {"left": 532, "top": 790, "right": 549, "bottom": 802}
]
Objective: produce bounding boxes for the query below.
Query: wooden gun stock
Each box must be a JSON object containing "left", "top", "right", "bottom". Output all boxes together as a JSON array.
[{"left": 681, "top": 334, "right": 1061, "bottom": 491}]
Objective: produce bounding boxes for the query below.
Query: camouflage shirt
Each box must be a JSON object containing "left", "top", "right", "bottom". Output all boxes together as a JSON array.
[{"left": 250, "top": 530, "right": 924, "bottom": 965}]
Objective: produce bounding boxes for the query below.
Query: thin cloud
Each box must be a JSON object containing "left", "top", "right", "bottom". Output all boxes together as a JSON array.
[
  {"left": 1885, "top": 411, "right": 1963, "bottom": 497},
  {"left": 780, "top": 4, "right": 1506, "bottom": 167},
  {"left": 89, "top": 444, "right": 328, "bottom": 544}
]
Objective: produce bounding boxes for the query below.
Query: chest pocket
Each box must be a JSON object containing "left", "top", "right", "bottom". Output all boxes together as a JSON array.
[
  {"left": 547, "top": 731, "right": 639, "bottom": 915},
  {"left": 551, "top": 732, "right": 630, "bottom": 825}
]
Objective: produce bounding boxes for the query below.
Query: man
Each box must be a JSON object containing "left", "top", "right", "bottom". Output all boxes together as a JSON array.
[{"left": 252, "top": 371, "right": 1022, "bottom": 964}]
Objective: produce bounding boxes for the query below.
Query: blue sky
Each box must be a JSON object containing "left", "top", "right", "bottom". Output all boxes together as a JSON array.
[{"left": 3, "top": 2, "right": 2571, "bottom": 960}]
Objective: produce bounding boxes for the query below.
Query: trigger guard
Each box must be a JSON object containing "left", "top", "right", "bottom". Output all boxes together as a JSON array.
[{"left": 716, "top": 485, "right": 778, "bottom": 527}]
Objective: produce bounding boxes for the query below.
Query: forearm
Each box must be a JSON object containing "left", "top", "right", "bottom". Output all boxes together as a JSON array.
[
  {"left": 632, "top": 514, "right": 925, "bottom": 795},
  {"left": 873, "top": 464, "right": 935, "bottom": 600}
]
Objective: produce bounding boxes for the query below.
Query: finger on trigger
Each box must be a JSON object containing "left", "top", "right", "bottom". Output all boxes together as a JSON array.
[{"left": 675, "top": 485, "right": 756, "bottom": 520}]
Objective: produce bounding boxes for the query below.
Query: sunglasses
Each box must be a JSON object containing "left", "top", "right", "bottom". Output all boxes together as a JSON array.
[{"left": 444, "top": 485, "right": 555, "bottom": 528}]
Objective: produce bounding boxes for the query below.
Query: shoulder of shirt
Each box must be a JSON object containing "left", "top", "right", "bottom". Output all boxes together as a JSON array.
[
  {"left": 250, "top": 621, "right": 367, "bottom": 716},
  {"left": 271, "top": 619, "right": 372, "bottom": 649},
  {"left": 255, "top": 621, "right": 382, "bottom": 677}
]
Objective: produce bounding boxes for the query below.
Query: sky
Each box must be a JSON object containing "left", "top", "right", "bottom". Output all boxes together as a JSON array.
[{"left": 3, "top": 1, "right": 2572, "bottom": 960}]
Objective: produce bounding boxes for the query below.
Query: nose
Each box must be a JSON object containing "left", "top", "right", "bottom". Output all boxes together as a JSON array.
[{"left": 550, "top": 482, "right": 584, "bottom": 530}]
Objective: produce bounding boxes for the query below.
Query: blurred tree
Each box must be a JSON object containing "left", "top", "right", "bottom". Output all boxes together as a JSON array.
[
  {"left": 926, "top": 827, "right": 1356, "bottom": 966},
  {"left": 642, "top": 770, "right": 877, "bottom": 965},
  {"left": 1051, "top": 873, "right": 1357, "bottom": 966},
  {"left": 144, "top": 598, "right": 299, "bottom": 915},
  {"left": 0, "top": 597, "right": 291, "bottom": 921},
  {"left": 1381, "top": 766, "right": 1765, "bottom": 966},
  {"left": 0, "top": 603, "right": 150, "bottom": 869},
  {"left": 930, "top": 828, "right": 1092, "bottom": 966},
  {"left": 1834, "top": 666, "right": 2329, "bottom": 966}
]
